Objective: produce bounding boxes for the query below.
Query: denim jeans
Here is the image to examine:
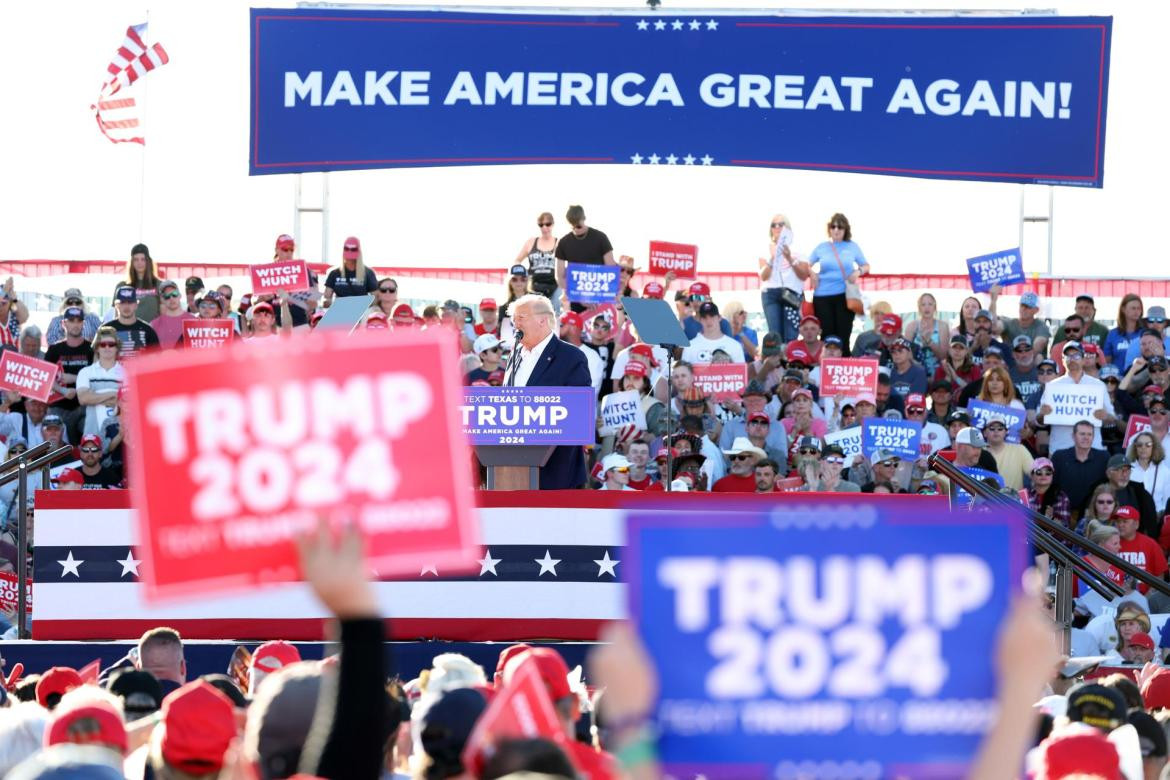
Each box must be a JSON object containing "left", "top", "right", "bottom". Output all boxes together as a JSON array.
[{"left": 762, "top": 287, "right": 799, "bottom": 341}]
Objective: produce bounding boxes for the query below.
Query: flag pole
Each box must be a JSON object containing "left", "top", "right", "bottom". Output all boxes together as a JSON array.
[{"left": 137, "top": 9, "right": 150, "bottom": 240}]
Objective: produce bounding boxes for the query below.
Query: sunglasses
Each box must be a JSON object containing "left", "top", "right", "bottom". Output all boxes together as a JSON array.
[
  {"left": 344, "top": 245, "right": 359, "bottom": 251},
  {"left": 538, "top": 221, "right": 553, "bottom": 227},
  {"left": 878, "top": 460, "right": 900, "bottom": 468},
  {"left": 1033, "top": 469, "right": 1054, "bottom": 476},
  {"left": 823, "top": 456, "right": 845, "bottom": 464},
  {"left": 748, "top": 419, "right": 769, "bottom": 425},
  {"left": 66, "top": 299, "right": 82, "bottom": 305},
  {"left": 162, "top": 291, "right": 181, "bottom": 300},
  {"left": 98, "top": 342, "right": 118, "bottom": 348},
  {"left": 612, "top": 466, "right": 630, "bottom": 474},
  {"left": 379, "top": 287, "right": 397, "bottom": 293},
  {"left": 484, "top": 346, "right": 502, "bottom": 353},
  {"left": 1152, "top": 409, "right": 1169, "bottom": 416},
  {"left": 770, "top": 221, "right": 786, "bottom": 228},
  {"left": 1064, "top": 328, "right": 1081, "bottom": 335},
  {"left": 80, "top": 447, "right": 101, "bottom": 454},
  {"left": 798, "top": 448, "right": 820, "bottom": 455},
  {"left": 730, "top": 454, "right": 754, "bottom": 462},
  {"left": 829, "top": 223, "right": 845, "bottom": 229},
  {"left": 1013, "top": 345, "right": 1030, "bottom": 352}
]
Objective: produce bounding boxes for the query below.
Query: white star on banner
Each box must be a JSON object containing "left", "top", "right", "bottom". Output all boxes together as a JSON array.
[
  {"left": 420, "top": 564, "right": 438, "bottom": 577},
  {"left": 706, "top": 19, "right": 719, "bottom": 30},
  {"left": 636, "top": 19, "right": 649, "bottom": 30},
  {"left": 666, "top": 154, "right": 678, "bottom": 165},
  {"left": 478, "top": 550, "right": 501, "bottom": 576},
  {"left": 683, "top": 154, "right": 696, "bottom": 165},
  {"left": 648, "top": 153, "right": 661, "bottom": 165},
  {"left": 594, "top": 550, "right": 620, "bottom": 578},
  {"left": 654, "top": 19, "right": 666, "bottom": 31},
  {"left": 689, "top": 19, "right": 701, "bottom": 30},
  {"left": 535, "top": 549, "right": 561, "bottom": 577},
  {"left": 701, "top": 154, "right": 714, "bottom": 165},
  {"left": 671, "top": 19, "right": 683, "bottom": 30},
  {"left": 58, "top": 551, "right": 83, "bottom": 578},
  {"left": 630, "top": 153, "right": 643, "bottom": 164},
  {"left": 116, "top": 550, "right": 140, "bottom": 578}
]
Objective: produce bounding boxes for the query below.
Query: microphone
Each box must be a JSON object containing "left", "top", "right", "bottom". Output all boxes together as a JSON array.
[{"left": 504, "top": 330, "right": 525, "bottom": 386}]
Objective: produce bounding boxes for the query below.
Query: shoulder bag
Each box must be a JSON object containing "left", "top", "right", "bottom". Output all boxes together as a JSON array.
[{"left": 829, "top": 243, "right": 865, "bottom": 315}]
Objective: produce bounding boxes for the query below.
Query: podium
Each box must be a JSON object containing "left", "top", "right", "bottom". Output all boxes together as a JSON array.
[
  {"left": 462, "top": 386, "right": 597, "bottom": 491},
  {"left": 475, "top": 445, "right": 555, "bottom": 490}
]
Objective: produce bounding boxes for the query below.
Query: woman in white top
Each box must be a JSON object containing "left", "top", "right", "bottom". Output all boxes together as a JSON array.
[
  {"left": 75, "top": 326, "right": 125, "bottom": 436},
  {"left": 1129, "top": 431, "right": 1170, "bottom": 515},
  {"left": 758, "top": 214, "right": 809, "bottom": 342}
]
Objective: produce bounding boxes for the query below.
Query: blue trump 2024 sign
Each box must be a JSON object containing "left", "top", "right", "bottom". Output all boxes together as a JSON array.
[
  {"left": 460, "top": 386, "right": 596, "bottom": 445},
  {"left": 862, "top": 417, "right": 922, "bottom": 460},
  {"left": 966, "top": 248, "right": 1026, "bottom": 292},
  {"left": 625, "top": 497, "right": 1025, "bottom": 778},
  {"left": 565, "top": 263, "right": 620, "bottom": 305},
  {"left": 250, "top": 9, "right": 1111, "bottom": 187}
]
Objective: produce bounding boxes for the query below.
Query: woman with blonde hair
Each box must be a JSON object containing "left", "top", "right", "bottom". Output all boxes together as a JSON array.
[
  {"left": 1128, "top": 431, "right": 1170, "bottom": 515},
  {"left": 1076, "top": 519, "right": 1127, "bottom": 597},
  {"left": 852, "top": 300, "right": 893, "bottom": 357},
  {"left": 323, "top": 236, "right": 378, "bottom": 307},
  {"left": 1077, "top": 484, "right": 1119, "bottom": 534},
  {"left": 758, "top": 213, "right": 808, "bottom": 341},
  {"left": 976, "top": 365, "right": 1025, "bottom": 411},
  {"left": 904, "top": 292, "right": 951, "bottom": 377}
]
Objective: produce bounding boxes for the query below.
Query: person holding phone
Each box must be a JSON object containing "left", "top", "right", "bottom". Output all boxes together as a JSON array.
[{"left": 758, "top": 213, "right": 809, "bottom": 341}]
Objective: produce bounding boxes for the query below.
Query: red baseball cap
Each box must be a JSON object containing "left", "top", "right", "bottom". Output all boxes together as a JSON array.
[
  {"left": 1083, "top": 343, "right": 1101, "bottom": 356},
  {"left": 479, "top": 298, "right": 497, "bottom": 311},
  {"left": 688, "top": 281, "right": 711, "bottom": 297},
  {"left": 642, "top": 281, "right": 665, "bottom": 299},
  {"left": 160, "top": 681, "right": 238, "bottom": 775},
  {"left": 494, "top": 643, "right": 532, "bottom": 687},
  {"left": 56, "top": 468, "right": 85, "bottom": 486},
  {"left": 629, "top": 343, "right": 658, "bottom": 367},
  {"left": 342, "top": 236, "right": 361, "bottom": 260},
  {"left": 274, "top": 234, "right": 295, "bottom": 251},
  {"left": 878, "top": 313, "right": 903, "bottom": 336},
  {"left": 1129, "top": 632, "right": 1155, "bottom": 650},
  {"left": 250, "top": 301, "right": 274, "bottom": 316},
  {"left": 1113, "top": 505, "right": 1140, "bottom": 522},
  {"left": 392, "top": 303, "right": 415, "bottom": 324},
  {"left": 80, "top": 434, "right": 102, "bottom": 449},
  {"left": 36, "top": 667, "right": 84, "bottom": 709},
  {"left": 905, "top": 393, "right": 927, "bottom": 411},
  {"left": 624, "top": 361, "right": 647, "bottom": 378},
  {"left": 1143, "top": 669, "right": 1170, "bottom": 711},
  {"left": 655, "top": 446, "right": 680, "bottom": 462},
  {"left": 748, "top": 412, "right": 770, "bottom": 424},
  {"left": 785, "top": 342, "right": 811, "bottom": 364},
  {"left": 503, "top": 647, "right": 572, "bottom": 701},
  {"left": 559, "top": 311, "right": 584, "bottom": 330},
  {"left": 1038, "top": 726, "right": 1121, "bottom": 780},
  {"left": 800, "top": 314, "right": 821, "bottom": 327},
  {"left": 251, "top": 640, "right": 301, "bottom": 673},
  {"left": 46, "top": 701, "right": 129, "bottom": 754}
]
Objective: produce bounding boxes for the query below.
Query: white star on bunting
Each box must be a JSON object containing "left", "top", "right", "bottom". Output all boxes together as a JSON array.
[
  {"left": 666, "top": 154, "right": 678, "bottom": 165},
  {"left": 630, "top": 153, "right": 643, "bottom": 164},
  {"left": 478, "top": 549, "right": 501, "bottom": 577},
  {"left": 689, "top": 19, "right": 701, "bottom": 30},
  {"left": 420, "top": 564, "right": 438, "bottom": 577},
  {"left": 535, "top": 549, "right": 561, "bottom": 577},
  {"left": 671, "top": 19, "right": 683, "bottom": 30},
  {"left": 706, "top": 19, "right": 719, "bottom": 30},
  {"left": 594, "top": 550, "right": 620, "bottom": 578},
  {"left": 636, "top": 19, "right": 649, "bottom": 30},
  {"left": 58, "top": 551, "right": 83, "bottom": 578},
  {"left": 653, "top": 19, "right": 666, "bottom": 30},
  {"left": 701, "top": 154, "right": 714, "bottom": 165},
  {"left": 648, "top": 153, "right": 661, "bottom": 165},
  {"left": 683, "top": 154, "right": 696, "bottom": 165},
  {"left": 116, "top": 550, "right": 140, "bottom": 577}
]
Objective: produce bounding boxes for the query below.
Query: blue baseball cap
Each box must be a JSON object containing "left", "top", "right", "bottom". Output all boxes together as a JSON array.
[
  {"left": 1020, "top": 291, "right": 1040, "bottom": 308},
  {"left": 115, "top": 286, "right": 137, "bottom": 303}
]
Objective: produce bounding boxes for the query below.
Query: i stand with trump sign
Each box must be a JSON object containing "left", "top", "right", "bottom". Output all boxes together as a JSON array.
[
  {"left": 123, "top": 328, "right": 480, "bottom": 601},
  {"left": 624, "top": 496, "right": 1025, "bottom": 778}
]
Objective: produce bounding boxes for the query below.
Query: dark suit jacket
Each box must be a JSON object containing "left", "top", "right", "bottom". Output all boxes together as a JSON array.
[{"left": 523, "top": 335, "right": 592, "bottom": 490}]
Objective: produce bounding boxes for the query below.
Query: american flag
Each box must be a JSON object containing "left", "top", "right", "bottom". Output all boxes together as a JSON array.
[
  {"left": 92, "top": 22, "right": 170, "bottom": 146},
  {"left": 32, "top": 491, "right": 626, "bottom": 641}
]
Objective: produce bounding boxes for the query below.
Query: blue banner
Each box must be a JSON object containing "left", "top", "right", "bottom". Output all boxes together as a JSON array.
[
  {"left": 862, "top": 418, "right": 922, "bottom": 459},
  {"left": 968, "top": 399, "right": 1027, "bottom": 443},
  {"left": 565, "top": 263, "right": 620, "bottom": 305},
  {"left": 459, "top": 386, "right": 596, "bottom": 445},
  {"left": 625, "top": 497, "right": 1025, "bottom": 777},
  {"left": 966, "top": 248, "right": 1026, "bottom": 292},
  {"left": 250, "top": 9, "right": 1111, "bottom": 186},
  {"left": 955, "top": 466, "right": 1007, "bottom": 508}
]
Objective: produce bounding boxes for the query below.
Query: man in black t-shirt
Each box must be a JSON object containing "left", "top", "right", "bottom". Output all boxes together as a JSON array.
[
  {"left": 554, "top": 205, "right": 615, "bottom": 313},
  {"left": 78, "top": 433, "right": 122, "bottom": 489},
  {"left": 104, "top": 286, "right": 160, "bottom": 359},
  {"left": 45, "top": 306, "right": 95, "bottom": 444}
]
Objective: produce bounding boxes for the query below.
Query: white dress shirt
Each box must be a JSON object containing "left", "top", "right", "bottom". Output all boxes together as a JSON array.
[{"left": 509, "top": 331, "right": 555, "bottom": 387}]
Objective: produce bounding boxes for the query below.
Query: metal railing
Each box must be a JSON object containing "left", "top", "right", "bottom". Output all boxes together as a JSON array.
[
  {"left": 0, "top": 441, "right": 80, "bottom": 638},
  {"left": 929, "top": 454, "right": 1170, "bottom": 654}
]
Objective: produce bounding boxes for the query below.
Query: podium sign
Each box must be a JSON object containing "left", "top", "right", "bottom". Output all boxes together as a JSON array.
[{"left": 461, "top": 387, "right": 596, "bottom": 445}]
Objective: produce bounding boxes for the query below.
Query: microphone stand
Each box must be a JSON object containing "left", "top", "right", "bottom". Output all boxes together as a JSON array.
[{"left": 503, "top": 330, "right": 524, "bottom": 386}]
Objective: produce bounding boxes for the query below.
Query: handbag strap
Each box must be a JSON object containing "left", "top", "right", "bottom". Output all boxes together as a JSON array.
[{"left": 829, "top": 242, "right": 850, "bottom": 286}]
